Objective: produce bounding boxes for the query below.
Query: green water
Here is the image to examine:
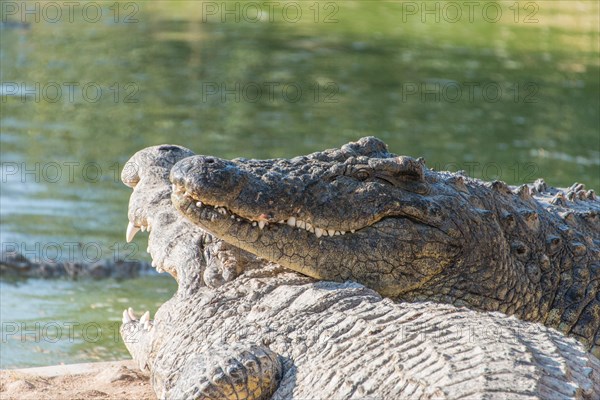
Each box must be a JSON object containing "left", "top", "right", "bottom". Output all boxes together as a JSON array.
[
  {"left": 0, "top": 1, "right": 598, "bottom": 368},
  {"left": 0, "top": 275, "right": 174, "bottom": 368}
]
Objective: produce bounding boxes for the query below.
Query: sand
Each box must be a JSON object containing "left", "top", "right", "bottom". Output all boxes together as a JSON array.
[{"left": 0, "top": 360, "right": 155, "bottom": 400}]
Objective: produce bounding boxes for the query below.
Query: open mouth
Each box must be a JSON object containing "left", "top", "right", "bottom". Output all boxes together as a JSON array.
[
  {"left": 172, "top": 184, "right": 357, "bottom": 239},
  {"left": 125, "top": 218, "right": 169, "bottom": 273},
  {"left": 126, "top": 220, "right": 152, "bottom": 243}
]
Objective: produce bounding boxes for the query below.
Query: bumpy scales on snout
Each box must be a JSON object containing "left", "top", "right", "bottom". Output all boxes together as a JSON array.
[{"left": 170, "top": 137, "right": 600, "bottom": 355}]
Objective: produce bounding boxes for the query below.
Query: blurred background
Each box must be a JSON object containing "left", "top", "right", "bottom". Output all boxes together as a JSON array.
[{"left": 1, "top": 0, "right": 598, "bottom": 368}]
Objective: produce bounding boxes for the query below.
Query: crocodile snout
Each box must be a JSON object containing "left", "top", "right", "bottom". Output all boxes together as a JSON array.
[
  {"left": 121, "top": 144, "right": 194, "bottom": 188},
  {"left": 170, "top": 155, "right": 247, "bottom": 205}
]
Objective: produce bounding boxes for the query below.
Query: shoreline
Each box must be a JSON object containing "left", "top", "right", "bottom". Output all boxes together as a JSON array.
[{"left": 0, "top": 360, "right": 154, "bottom": 400}]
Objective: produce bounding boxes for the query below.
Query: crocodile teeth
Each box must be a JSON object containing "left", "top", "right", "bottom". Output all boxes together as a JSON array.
[
  {"left": 140, "top": 311, "right": 150, "bottom": 324},
  {"left": 199, "top": 202, "right": 356, "bottom": 239},
  {"left": 146, "top": 246, "right": 150, "bottom": 254},
  {"left": 351, "top": 230, "right": 356, "bottom": 233},
  {"left": 126, "top": 222, "right": 140, "bottom": 243},
  {"left": 141, "top": 225, "right": 146, "bottom": 232},
  {"left": 127, "top": 307, "right": 137, "bottom": 321},
  {"left": 122, "top": 309, "right": 132, "bottom": 323},
  {"left": 157, "top": 266, "right": 164, "bottom": 273}
]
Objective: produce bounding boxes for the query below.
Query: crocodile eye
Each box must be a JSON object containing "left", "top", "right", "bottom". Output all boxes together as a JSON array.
[{"left": 355, "top": 169, "right": 371, "bottom": 181}]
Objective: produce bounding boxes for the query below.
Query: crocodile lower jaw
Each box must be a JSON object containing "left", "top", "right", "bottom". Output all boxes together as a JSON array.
[{"left": 121, "top": 307, "right": 153, "bottom": 332}]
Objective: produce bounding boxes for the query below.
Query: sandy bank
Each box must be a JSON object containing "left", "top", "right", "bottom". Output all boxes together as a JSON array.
[{"left": 0, "top": 360, "right": 154, "bottom": 400}]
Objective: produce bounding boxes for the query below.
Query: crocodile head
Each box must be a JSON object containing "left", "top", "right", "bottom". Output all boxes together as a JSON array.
[
  {"left": 169, "top": 137, "right": 478, "bottom": 297},
  {"left": 121, "top": 144, "right": 266, "bottom": 293}
]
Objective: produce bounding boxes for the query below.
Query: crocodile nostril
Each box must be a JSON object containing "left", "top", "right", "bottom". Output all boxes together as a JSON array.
[
  {"left": 205, "top": 159, "right": 215, "bottom": 164},
  {"left": 158, "top": 145, "right": 181, "bottom": 152}
]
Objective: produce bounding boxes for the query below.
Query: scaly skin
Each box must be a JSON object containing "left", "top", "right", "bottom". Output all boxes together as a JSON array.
[
  {"left": 120, "top": 143, "right": 599, "bottom": 399},
  {"left": 169, "top": 137, "right": 600, "bottom": 355},
  {"left": 123, "top": 266, "right": 600, "bottom": 400}
]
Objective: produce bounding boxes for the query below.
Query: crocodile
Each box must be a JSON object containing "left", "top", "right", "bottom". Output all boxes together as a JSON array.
[
  {"left": 0, "top": 250, "right": 153, "bottom": 280},
  {"left": 120, "top": 143, "right": 599, "bottom": 399},
  {"left": 170, "top": 136, "right": 600, "bottom": 355}
]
